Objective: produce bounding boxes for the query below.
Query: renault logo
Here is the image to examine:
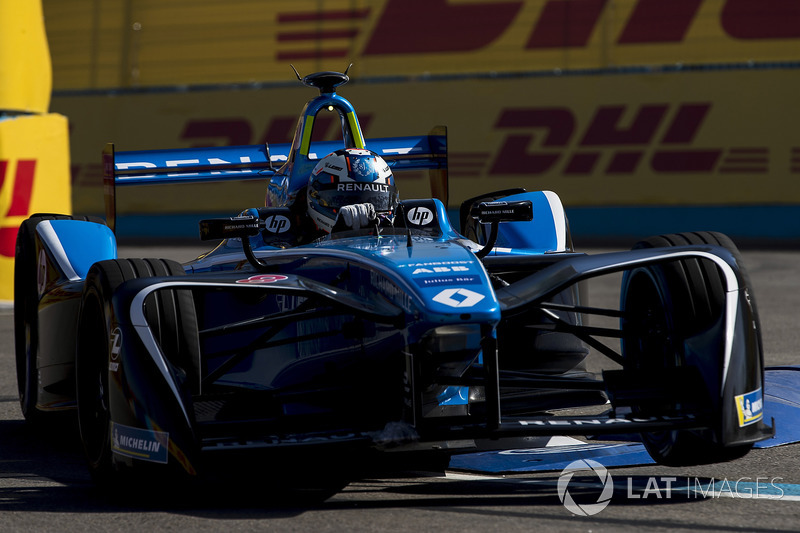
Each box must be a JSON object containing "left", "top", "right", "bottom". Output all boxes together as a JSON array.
[{"left": 432, "top": 288, "right": 485, "bottom": 308}]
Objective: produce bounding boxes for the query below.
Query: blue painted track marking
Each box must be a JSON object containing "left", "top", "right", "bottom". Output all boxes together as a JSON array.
[
  {"left": 450, "top": 367, "right": 800, "bottom": 474},
  {"left": 446, "top": 473, "right": 800, "bottom": 502}
]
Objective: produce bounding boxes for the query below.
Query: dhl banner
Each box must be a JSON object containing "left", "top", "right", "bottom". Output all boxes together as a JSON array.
[
  {"left": 58, "top": 67, "right": 798, "bottom": 216},
  {"left": 44, "top": 0, "right": 800, "bottom": 90},
  {"left": 1, "top": 0, "right": 71, "bottom": 303},
  {"left": 0, "top": 115, "right": 72, "bottom": 302}
]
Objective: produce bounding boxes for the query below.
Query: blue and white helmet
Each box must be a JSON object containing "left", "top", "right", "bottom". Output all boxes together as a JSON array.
[{"left": 307, "top": 148, "right": 398, "bottom": 233}]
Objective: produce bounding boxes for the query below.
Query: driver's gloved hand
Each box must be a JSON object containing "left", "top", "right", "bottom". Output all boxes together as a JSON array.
[{"left": 335, "top": 203, "right": 377, "bottom": 231}]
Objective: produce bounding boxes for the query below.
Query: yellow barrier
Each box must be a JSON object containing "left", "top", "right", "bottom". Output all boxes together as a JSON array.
[
  {"left": 0, "top": 0, "right": 51, "bottom": 113},
  {"left": 0, "top": 0, "right": 71, "bottom": 304},
  {"left": 0, "top": 115, "right": 72, "bottom": 303}
]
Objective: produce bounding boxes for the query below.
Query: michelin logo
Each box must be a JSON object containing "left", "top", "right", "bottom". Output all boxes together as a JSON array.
[
  {"left": 112, "top": 422, "right": 169, "bottom": 464},
  {"left": 735, "top": 388, "right": 764, "bottom": 427}
]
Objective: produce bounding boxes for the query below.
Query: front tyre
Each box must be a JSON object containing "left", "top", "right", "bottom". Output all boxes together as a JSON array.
[
  {"left": 621, "top": 231, "right": 757, "bottom": 466},
  {"left": 76, "top": 258, "right": 199, "bottom": 486},
  {"left": 76, "top": 273, "right": 114, "bottom": 483},
  {"left": 14, "top": 214, "right": 104, "bottom": 422}
]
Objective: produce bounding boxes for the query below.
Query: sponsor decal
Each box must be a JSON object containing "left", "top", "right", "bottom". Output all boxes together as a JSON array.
[
  {"left": 517, "top": 414, "right": 694, "bottom": 426},
  {"left": 432, "top": 287, "right": 485, "bottom": 308},
  {"left": 0, "top": 159, "right": 36, "bottom": 218},
  {"left": 399, "top": 260, "right": 472, "bottom": 269},
  {"left": 108, "top": 326, "right": 122, "bottom": 372},
  {"left": 263, "top": 214, "right": 290, "bottom": 234},
  {"left": 276, "top": 7, "right": 370, "bottom": 61},
  {"left": 276, "top": 1, "right": 800, "bottom": 63},
  {"left": 491, "top": 103, "right": 735, "bottom": 176},
  {"left": 406, "top": 206, "right": 434, "bottom": 226},
  {"left": 369, "top": 270, "right": 413, "bottom": 311},
  {"left": 116, "top": 156, "right": 253, "bottom": 172},
  {"left": 735, "top": 387, "right": 764, "bottom": 427},
  {"left": 206, "top": 431, "right": 366, "bottom": 449},
  {"left": 236, "top": 274, "right": 289, "bottom": 284},
  {"left": 363, "top": 0, "right": 799, "bottom": 57},
  {"left": 275, "top": 294, "right": 306, "bottom": 313},
  {"left": 336, "top": 182, "right": 389, "bottom": 192},
  {"left": 412, "top": 265, "right": 470, "bottom": 275},
  {"left": 416, "top": 275, "right": 481, "bottom": 288},
  {"left": 222, "top": 220, "right": 259, "bottom": 232},
  {"left": 111, "top": 422, "right": 169, "bottom": 463},
  {"left": 163, "top": 102, "right": 780, "bottom": 185}
]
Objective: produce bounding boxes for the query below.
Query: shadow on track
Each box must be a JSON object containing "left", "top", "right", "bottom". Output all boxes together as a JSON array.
[{"left": 0, "top": 409, "right": 713, "bottom": 517}]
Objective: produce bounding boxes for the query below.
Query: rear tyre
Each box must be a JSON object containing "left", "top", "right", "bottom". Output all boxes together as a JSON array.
[
  {"left": 621, "top": 231, "right": 757, "bottom": 466},
  {"left": 14, "top": 214, "right": 104, "bottom": 422},
  {"left": 76, "top": 258, "right": 200, "bottom": 486}
]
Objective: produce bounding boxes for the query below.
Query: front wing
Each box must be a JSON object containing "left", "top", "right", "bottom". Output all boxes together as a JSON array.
[{"left": 103, "top": 246, "right": 772, "bottom": 475}]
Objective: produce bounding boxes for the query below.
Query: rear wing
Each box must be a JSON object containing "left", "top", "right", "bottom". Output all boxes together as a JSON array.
[{"left": 102, "top": 129, "right": 447, "bottom": 233}]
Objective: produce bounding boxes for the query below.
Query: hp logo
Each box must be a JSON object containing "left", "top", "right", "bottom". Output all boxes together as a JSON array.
[
  {"left": 264, "top": 215, "right": 290, "bottom": 234},
  {"left": 407, "top": 206, "right": 434, "bottom": 226}
]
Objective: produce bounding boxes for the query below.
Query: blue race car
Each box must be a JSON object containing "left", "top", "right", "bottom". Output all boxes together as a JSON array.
[{"left": 14, "top": 69, "right": 772, "bottom": 490}]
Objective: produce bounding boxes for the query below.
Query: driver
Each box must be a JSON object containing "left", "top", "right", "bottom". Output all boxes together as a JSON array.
[{"left": 307, "top": 148, "right": 399, "bottom": 236}]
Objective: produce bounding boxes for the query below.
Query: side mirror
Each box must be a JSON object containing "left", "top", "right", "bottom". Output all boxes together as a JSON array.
[
  {"left": 199, "top": 216, "right": 260, "bottom": 241},
  {"left": 470, "top": 200, "right": 533, "bottom": 259},
  {"left": 471, "top": 200, "right": 533, "bottom": 224}
]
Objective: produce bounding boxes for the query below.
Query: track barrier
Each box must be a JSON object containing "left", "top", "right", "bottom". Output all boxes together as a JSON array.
[{"left": 0, "top": 0, "right": 71, "bottom": 304}]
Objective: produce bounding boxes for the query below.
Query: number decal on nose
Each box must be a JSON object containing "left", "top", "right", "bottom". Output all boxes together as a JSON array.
[{"left": 236, "top": 274, "right": 289, "bottom": 284}]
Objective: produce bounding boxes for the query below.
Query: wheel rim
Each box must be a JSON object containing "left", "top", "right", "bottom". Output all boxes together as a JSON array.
[
  {"left": 623, "top": 270, "right": 682, "bottom": 455},
  {"left": 623, "top": 270, "right": 674, "bottom": 370}
]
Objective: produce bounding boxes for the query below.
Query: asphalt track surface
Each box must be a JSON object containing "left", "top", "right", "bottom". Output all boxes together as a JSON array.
[{"left": 1, "top": 244, "right": 799, "bottom": 532}]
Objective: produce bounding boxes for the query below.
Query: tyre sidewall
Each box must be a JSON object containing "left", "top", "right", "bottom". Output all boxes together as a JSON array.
[
  {"left": 76, "top": 263, "right": 120, "bottom": 483},
  {"left": 14, "top": 218, "right": 41, "bottom": 420}
]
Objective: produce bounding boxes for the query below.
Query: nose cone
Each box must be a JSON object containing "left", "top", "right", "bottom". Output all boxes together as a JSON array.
[{"left": 384, "top": 238, "right": 501, "bottom": 324}]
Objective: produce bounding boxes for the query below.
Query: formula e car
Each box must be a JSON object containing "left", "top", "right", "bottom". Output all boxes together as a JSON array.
[{"left": 15, "top": 69, "right": 772, "bottom": 490}]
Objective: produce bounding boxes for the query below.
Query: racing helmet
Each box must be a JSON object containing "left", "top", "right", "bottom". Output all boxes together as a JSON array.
[{"left": 307, "top": 148, "right": 399, "bottom": 233}]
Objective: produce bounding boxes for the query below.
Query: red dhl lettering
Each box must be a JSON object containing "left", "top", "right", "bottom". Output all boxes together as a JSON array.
[
  {"left": 0, "top": 159, "right": 36, "bottom": 217},
  {"left": 69, "top": 104, "right": 793, "bottom": 188},
  {"left": 616, "top": 0, "right": 702, "bottom": 45},
  {"left": 721, "top": 0, "right": 800, "bottom": 39},
  {"left": 278, "top": 0, "right": 800, "bottom": 60},
  {"left": 365, "top": 0, "right": 523, "bottom": 55},
  {"left": 276, "top": 7, "right": 371, "bottom": 61},
  {"left": 0, "top": 159, "right": 36, "bottom": 257},
  {"left": 490, "top": 103, "right": 736, "bottom": 176}
]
